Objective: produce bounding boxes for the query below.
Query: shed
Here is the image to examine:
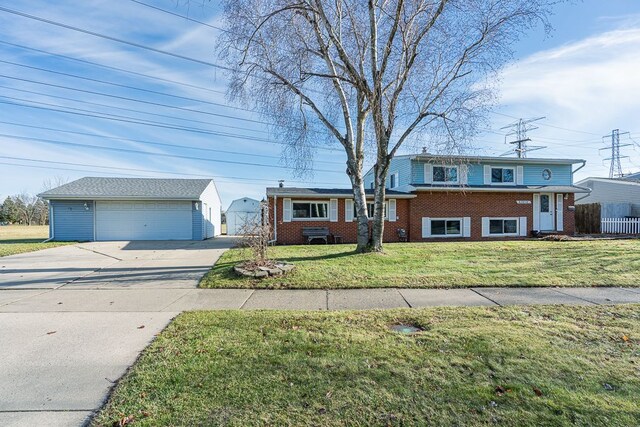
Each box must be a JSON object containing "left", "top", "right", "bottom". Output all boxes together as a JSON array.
[
  {"left": 39, "top": 177, "right": 221, "bottom": 241},
  {"left": 226, "top": 197, "right": 261, "bottom": 235}
]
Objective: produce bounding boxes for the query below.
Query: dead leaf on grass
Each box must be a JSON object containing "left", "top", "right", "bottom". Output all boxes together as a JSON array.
[
  {"left": 495, "top": 386, "right": 506, "bottom": 396},
  {"left": 113, "top": 415, "right": 134, "bottom": 427},
  {"left": 622, "top": 335, "right": 629, "bottom": 342},
  {"left": 533, "top": 387, "right": 543, "bottom": 397}
]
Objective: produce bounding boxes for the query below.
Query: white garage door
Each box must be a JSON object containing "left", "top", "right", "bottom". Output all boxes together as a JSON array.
[{"left": 96, "top": 201, "right": 192, "bottom": 241}]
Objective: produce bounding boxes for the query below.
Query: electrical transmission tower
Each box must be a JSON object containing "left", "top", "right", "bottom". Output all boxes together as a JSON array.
[
  {"left": 499, "top": 117, "right": 547, "bottom": 158},
  {"left": 600, "top": 129, "right": 632, "bottom": 178}
]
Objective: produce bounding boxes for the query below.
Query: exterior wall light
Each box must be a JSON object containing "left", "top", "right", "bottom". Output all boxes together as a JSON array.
[{"left": 83, "top": 202, "right": 90, "bottom": 211}]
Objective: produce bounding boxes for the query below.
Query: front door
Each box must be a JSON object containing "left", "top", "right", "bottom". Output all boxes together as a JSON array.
[{"left": 538, "top": 193, "right": 555, "bottom": 231}]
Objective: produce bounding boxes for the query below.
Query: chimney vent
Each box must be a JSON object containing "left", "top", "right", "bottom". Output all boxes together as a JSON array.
[{"left": 278, "top": 180, "right": 284, "bottom": 188}]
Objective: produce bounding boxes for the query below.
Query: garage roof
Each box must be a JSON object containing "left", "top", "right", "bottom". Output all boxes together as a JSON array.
[{"left": 39, "top": 177, "right": 214, "bottom": 200}]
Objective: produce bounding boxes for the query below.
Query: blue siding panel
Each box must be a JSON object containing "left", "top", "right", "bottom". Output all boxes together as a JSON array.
[
  {"left": 411, "top": 160, "right": 574, "bottom": 186},
  {"left": 524, "top": 164, "right": 572, "bottom": 185},
  {"left": 192, "top": 203, "right": 203, "bottom": 240},
  {"left": 51, "top": 200, "right": 94, "bottom": 241},
  {"left": 364, "top": 157, "right": 412, "bottom": 189}
]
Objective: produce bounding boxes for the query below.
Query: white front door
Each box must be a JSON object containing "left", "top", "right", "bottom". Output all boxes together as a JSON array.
[{"left": 538, "top": 193, "right": 555, "bottom": 231}]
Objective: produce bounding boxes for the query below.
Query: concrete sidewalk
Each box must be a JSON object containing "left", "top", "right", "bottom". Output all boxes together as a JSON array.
[{"left": 2, "top": 286, "right": 640, "bottom": 312}]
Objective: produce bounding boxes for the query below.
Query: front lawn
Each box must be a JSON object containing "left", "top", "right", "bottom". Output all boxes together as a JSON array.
[
  {"left": 201, "top": 240, "right": 640, "bottom": 289},
  {"left": 94, "top": 305, "right": 640, "bottom": 426},
  {"left": 0, "top": 225, "right": 73, "bottom": 257}
]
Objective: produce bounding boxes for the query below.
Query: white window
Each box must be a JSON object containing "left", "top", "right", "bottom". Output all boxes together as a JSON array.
[
  {"left": 389, "top": 172, "right": 398, "bottom": 189},
  {"left": 485, "top": 217, "right": 519, "bottom": 236},
  {"left": 430, "top": 218, "right": 462, "bottom": 237},
  {"left": 433, "top": 166, "right": 458, "bottom": 183},
  {"left": 292, "top": 201, "right": 328, "bottom": 220},
  {"left": 353, "top": 202, "right": 387, "bottom": 220},
  {"left": 491, "top": 167, "right": 515, "bottom": 184}
]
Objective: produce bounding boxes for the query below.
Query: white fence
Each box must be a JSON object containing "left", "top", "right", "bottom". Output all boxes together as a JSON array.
[{"left": 601, "top": 218, "right": 640, "bottom": 234}]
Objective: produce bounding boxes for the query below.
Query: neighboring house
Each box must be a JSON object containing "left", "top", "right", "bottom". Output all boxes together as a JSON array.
[
  {"left": 267, "top": 154, "right": 589, "bottom": 244},
  {"left": 575, "top": 177, "right": 640, "bottom": 217},
  {"left": 226, "top": 197, "right": 261, "bottom": 235},
  {"left": 620, "top": 171, "right": 640, "bottom": 182},
  {"left": 39, "top": 177, "right": 221, "bottom": 241}
]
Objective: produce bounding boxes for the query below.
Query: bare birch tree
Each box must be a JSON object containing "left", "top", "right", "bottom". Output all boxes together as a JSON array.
[{"left": 217, "top": 0, "right": 558, "bottom": 252}]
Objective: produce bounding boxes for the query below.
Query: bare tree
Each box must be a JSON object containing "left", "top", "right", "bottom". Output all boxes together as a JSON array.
[
  {"left": 238, "top": 200, "right": 272, "bottom": 266},
  {"left": 217, "top": 0, "right": 557, "bottom": 252},
  {"left": 14, "top": 193, "right": 40, "bottom": 226}
]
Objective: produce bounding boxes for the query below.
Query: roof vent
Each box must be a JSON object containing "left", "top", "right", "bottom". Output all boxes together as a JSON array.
[
  {"left": 278, "top": 180, "right": 284, "bottom": 188},
  {"left": 421, "top": 147, "right": 429, "bottom": 154}
]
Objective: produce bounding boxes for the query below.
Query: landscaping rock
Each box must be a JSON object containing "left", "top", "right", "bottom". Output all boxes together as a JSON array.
[{"left": 234, "top": 262, "right": 294, "bottom": 278}]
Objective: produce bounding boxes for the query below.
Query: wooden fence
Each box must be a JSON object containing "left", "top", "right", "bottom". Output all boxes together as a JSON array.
[
  {"left": 575, "top": 203, "right": 601, "bottom": 234},
  {"left": 601, "top": 218, "right": 640, "bottom": 234}
]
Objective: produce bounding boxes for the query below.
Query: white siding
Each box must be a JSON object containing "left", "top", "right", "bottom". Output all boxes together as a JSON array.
[{"left": 199, "top": 181, "right": 222, "bottom": 237}]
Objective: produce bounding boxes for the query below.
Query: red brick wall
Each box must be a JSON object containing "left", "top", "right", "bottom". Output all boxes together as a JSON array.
[
  {"left": 268, "top": 192, "right": 576, "bottom": 244},
  {"left": 409, "top": 191, "right": 575, "bottom": 242},
  {"left": 268, "top": 196, "right": 411, "bottom": 245}
]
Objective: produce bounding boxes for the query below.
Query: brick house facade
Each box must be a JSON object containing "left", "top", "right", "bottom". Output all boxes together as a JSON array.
[{"left": 266, "top": 154, "right": 587, "bottom": 245}]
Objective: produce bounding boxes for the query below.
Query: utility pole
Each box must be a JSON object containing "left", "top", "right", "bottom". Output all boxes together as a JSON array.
[
  {"left": 500, "top": 117, "right": 547, "bottom": 158},
  {"left": 600, "top": 129, "right": 632, "bottom": 178}
]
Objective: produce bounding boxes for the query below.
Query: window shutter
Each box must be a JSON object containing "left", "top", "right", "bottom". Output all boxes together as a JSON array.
[
  {"left": 484, "top": 165, "right": 491, "bottom": 185},
  {"left": 329, "top": 199, "right": 338, "bottom": 222},
  {"left": 283, "top": 198, "right": 292, "bottom": 222},
  {"left": 556, "top": 194, "right": 564, "bottom": 231},
  {"left": 519, "top": 216, "right": 528, "bottom": 236},
  {"left": 345, "top": 199, "right": 354, "bottom": 222},
  {"left": 424, "top": 164, "right": 433, "bottom": 184},
  {"left": 388, "top": 199, "right": 396, "bottom": 222},
  {"left": 532, "top": 194, "right": 540, "bottom": 230},
  {"left": 463, "top": 217, "right": 471, "bottom": 237},
  {"left": 516, "top": 166, "right": 524, "bottom": 185},
  {"left": 422, "top": 217, "right": 431, "bottom": 238},
  {"left": 481, "top": 217, "right": 490, "bottom": 237},
  {"left": 459, "top": 165, "right": 468, "bottom": 185}
]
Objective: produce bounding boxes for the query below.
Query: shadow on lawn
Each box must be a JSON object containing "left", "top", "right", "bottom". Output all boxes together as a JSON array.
[{"left": 0, "top": 238, "right": 49, "bottom": 244}]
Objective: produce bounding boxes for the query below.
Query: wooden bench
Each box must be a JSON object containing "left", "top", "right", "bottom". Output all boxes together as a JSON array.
[{"left": 302, "top": 227, "right": 330, "bottom": 244}]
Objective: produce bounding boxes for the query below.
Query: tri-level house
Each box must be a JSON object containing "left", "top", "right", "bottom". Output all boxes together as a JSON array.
[{"left": 266, "top": 153, "right": 589, "bottom": 244}]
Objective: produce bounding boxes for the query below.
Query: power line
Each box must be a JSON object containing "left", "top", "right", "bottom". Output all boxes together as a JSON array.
[
  {"left": 0, "top": 6, "right": 235, "bottom": 72},
  {"left": 0, "top": 132, "right": 345, "bottom": 174},
  {"left": 0, "top": 120, "right": 344, "bottom": 165},
  {"left": 0, "top": 95, "right": 345, "bottom": 152},
  {"left": 0, "top": 155, "right": 347, "bottom": 186},
  {"left": 0, "top": 59, "right": 269, "bottom": 125},
  {"left": 0, "top": 39, "right": 226, "bottom": 96},
  {"left": 129, "top": 0, "right": 224, "bottom": 31}
]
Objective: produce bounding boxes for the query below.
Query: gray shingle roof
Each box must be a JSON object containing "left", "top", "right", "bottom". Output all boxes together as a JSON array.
[
  {"left": 39, "top": 177, "right": 213, "bottom": 200},
  {"left": 265, "top": 187, "right": 416, "bottom": 198}
]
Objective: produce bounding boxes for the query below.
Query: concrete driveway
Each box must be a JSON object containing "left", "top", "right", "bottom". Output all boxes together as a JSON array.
[
  {"left": 0, "top": 238, "right": 235, "bottom": 289},
  {"left": 0, "top": 237, "right": 235, "bottom": 427}
]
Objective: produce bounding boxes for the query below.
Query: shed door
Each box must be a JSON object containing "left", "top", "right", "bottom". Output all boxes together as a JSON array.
[{"left": 95, "top": 201, "right": 192, "bottom": 240}]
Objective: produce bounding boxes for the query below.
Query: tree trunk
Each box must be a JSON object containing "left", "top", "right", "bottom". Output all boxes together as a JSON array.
[
  {"left": 370, "top": 160, "right": 388, "bottom": 251},
  {"left": 350, "top": 170, "right": 370, "bottom": 253}
]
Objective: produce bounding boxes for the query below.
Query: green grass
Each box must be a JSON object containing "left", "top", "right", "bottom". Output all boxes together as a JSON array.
[
  {"left": 0, "top": 225, "right": 73, "bottom": 257},
  {"left": 200, "top": 240, "right": 640, "bottom": 289},
  {"left": 94, "top": 305, "right": 640, "bottom": 426}
]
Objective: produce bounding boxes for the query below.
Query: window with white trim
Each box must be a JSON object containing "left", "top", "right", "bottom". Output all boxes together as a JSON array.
[
  {"left": 491, "top": 167, "right": 515, "bottom": 184},
  {"left": 292, "top": 201, "right": 328, "bottom": 220},
  {"left": 489, "top": 218, "right": 518, "bottom": 235},
  {"left": 430, "top": 218, "right": 462, "bottom": 237},
  {"left": 433, "top": 166, "right": 458, "bottom": 183},
  {"left": 354, "top": 202, "right": 387, "bottom": 220}
]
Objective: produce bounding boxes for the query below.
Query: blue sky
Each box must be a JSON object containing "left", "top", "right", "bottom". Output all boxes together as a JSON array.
[{"left": 1, "top": 0, "right": 639, "bottom": 208}]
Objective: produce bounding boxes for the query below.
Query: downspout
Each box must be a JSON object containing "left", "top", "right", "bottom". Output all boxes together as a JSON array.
[{"left": 571, "top": 161, "right": 590, "bottom": 203}]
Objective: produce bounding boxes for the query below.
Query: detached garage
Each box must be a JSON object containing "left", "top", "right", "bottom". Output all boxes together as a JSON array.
[{"left": 39, "top": 177, "right": 221, "bottom": 241}]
